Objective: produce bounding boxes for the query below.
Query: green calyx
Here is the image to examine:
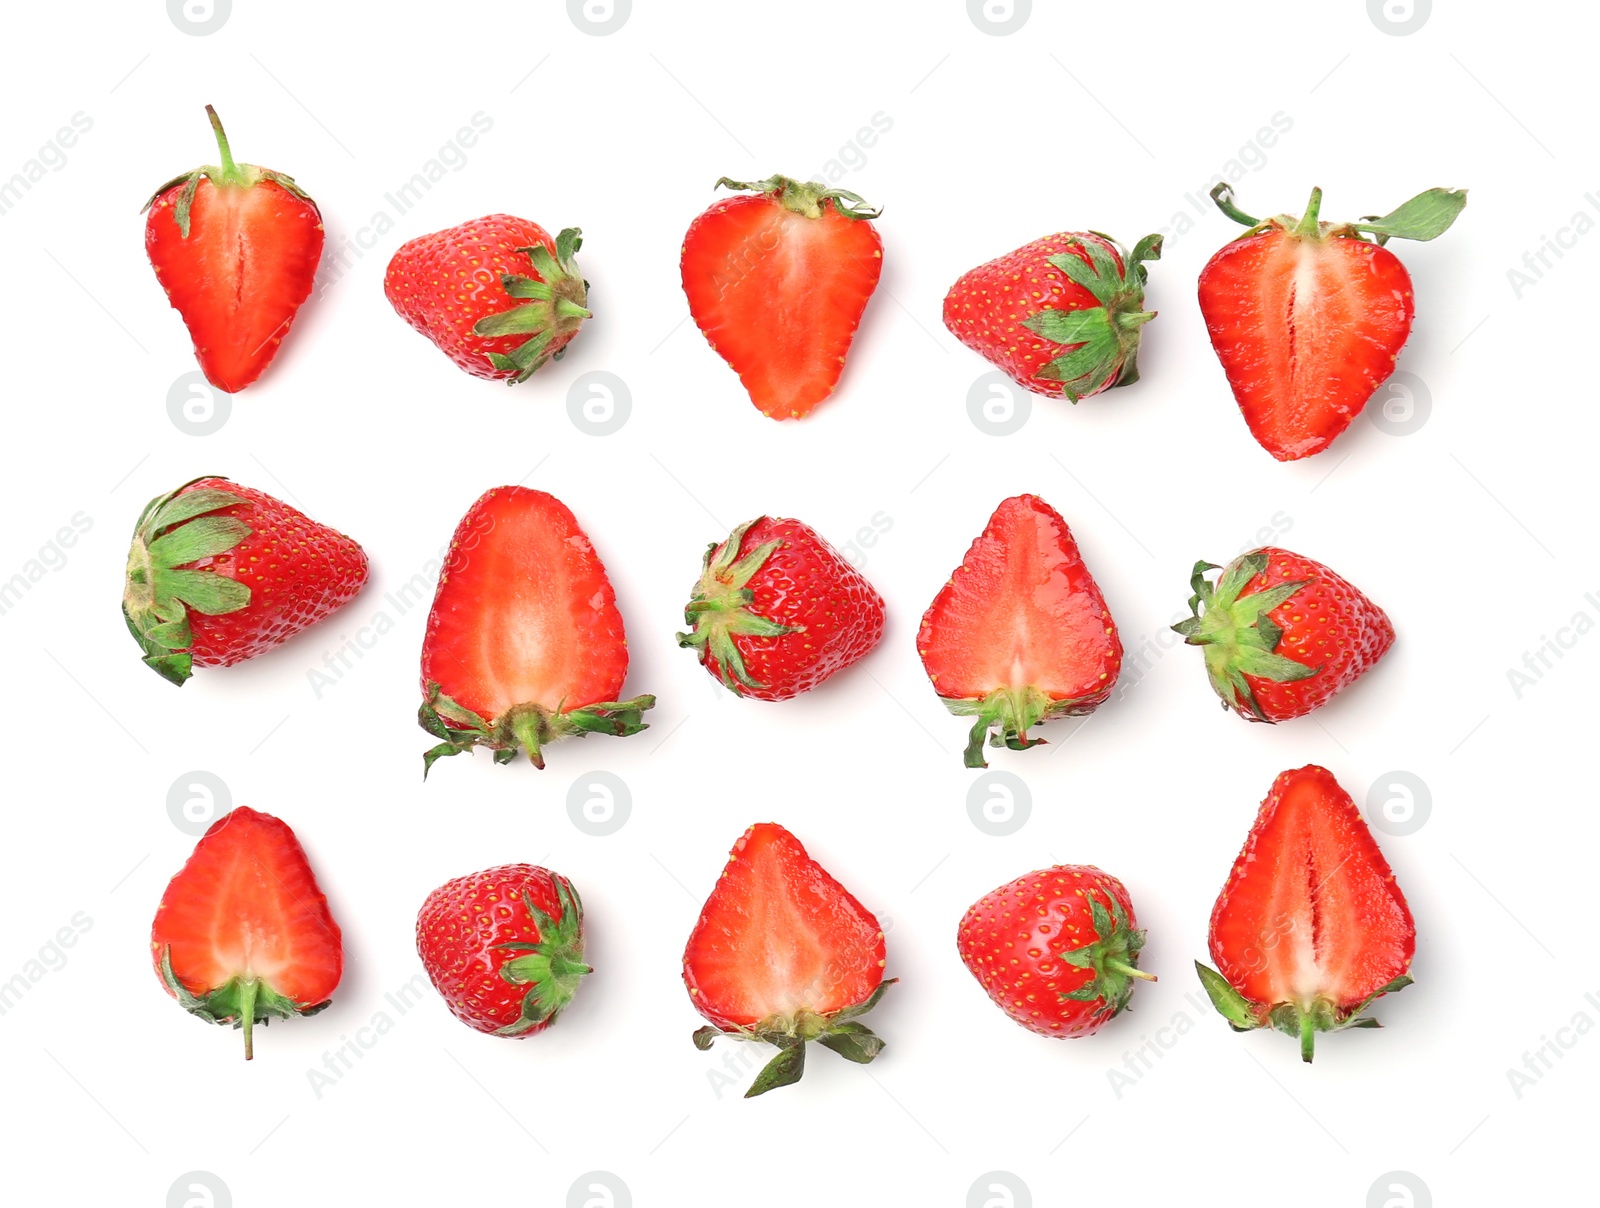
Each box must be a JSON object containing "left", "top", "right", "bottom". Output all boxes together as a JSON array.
[
  {"left": 692, "top": 979, "right": 895, "bottom": 1098},
  {"left": 675, "top": 519, "right": 795, "bottom": 695},
  {"left": 1170, "top": 553, "right": 1318, "bottom": 722},
  {"left": 418, "top": 681, "right": 655, "bottom": 778},
  {"left": 1210, "top": 182, "right": 1467, "bottom": 248},
  {"left": 141, "top": 105, "right": 318, "bottom": 239},
  {"left": 477, "top": 227, "right": 592, "bottom": 384},
  {"left": 941, "top": 685, "right": 1101, "bottom": 769},
  {"left": 1194, "top": 961, "right": 1413, "bottom": 1063},
  {"left": 1056, "top": 890, "right": 1155, "bottom": 1021},
  {"left": 715, "top": 174, "right": 882, "bottom": 221},
  {"left": 159, "top": 946, "right": 328, "bottom": 1060},
  {"left": 490, "top": 877, "right": 592, "bottom": 1036},
  {"left": 122, "top": 477, "right": 253, "bottom": 687},
  {"left": 1022, "top": 231, "right": 1162, "bottom": 402}
]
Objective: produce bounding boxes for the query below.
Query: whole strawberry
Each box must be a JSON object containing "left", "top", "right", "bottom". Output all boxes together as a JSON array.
[
  {"left": 677, "top": 517, "right": 885, "bottom": 700},
  {"left": 144, "top": 106, "right": 323, "bottom": 393},
  {"left": 1173, "top": 547, "right": 1393, "bottom": 722},
  {"left": 123, "top": 477, "right": 369, "bottom": 685},
  {"left": 384, "top": 215, "right": 590, "bottom": 383},
  {"left": 957, "top": 865, "right": 1153, "bottom": 1038},
  {"left": 944, "top": 230, "right": 1161, "bottom": 401},
  {"left": 416, "top": 865, "right": 590, "bottom": 1037}
]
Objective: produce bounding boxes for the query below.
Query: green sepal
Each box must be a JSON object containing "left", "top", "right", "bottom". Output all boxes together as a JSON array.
[
  {"left": 715, "top": 174, "right": 882, "bottom": 221},
  {"left": 1051, "top": 891, "right": 1154, "bottom": 1021},
  {"left": 1194, "top": 961, "right": 1264, "bottom": 1032},
  {"left": 940, "top": 684, "right": 1107, "bottom": 769},
  {"left": 1170, "top": 552, "right": 1318, "bottom": 722},
  {"left": 122, "top": 476, "right": 252, "bottom": 687},
  {"left": 675, "top": 519, "right": 799, "bottom": 695},
  {"left": 1210, "top": 182, "right": 1466, "bottom": 249},
  {"left": 691, "top": 978, "right": 895, "bottom": 1098},
  {"left": 490, "top": 876, "right": 592, "bottom": 1036},
  {"left": 141, "top": 106, "right": 318, "bottom": 239},
  {"left": 1024, "top": 231, "right": 1161, "bottom": 401},
  {"left": 470, "top": 231, "right": 591, "bottom": 384},
  {"left": 417, "top": 681, "right": 654, "bottom": 778},
  {"left": 1194, "top": 961, "right": 1413, "bottom": 1061},
  {"left": 158, "top": 945, "right": 328, "bottom": 1060}
]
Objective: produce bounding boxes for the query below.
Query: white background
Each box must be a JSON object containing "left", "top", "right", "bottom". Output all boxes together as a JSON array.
[{"left": 0, "top": 1, "right": 1591, "bottom": 1204}]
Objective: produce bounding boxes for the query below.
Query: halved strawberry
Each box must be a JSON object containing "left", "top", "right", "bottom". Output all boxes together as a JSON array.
[
  {"left": 1195, "top": 766, "right": 1415, "bottom": 1062},
  {"left": 1198, "top": 183, "right": 1466, "bottom": 460},
  {"left": 681, "top": 175, "right": 882, "bottom": 419},
  {"left": 418, "top": 486, "right": 653, "bottom": 775},
  {"left": 151, "top": 806, "right": 342, "bottom": 1059},
  {"left": 683, "top": 822, "right": 891, "bottom": 1097},
  {"left": 918, "top": 495, "right": 1121, "bottom": 766}
]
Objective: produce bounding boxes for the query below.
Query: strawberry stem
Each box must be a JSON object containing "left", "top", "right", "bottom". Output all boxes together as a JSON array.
[
  {"left": 1107, "top": 960, "right": 1157, "bottom": 982},
  {"left": 204, "top": 105, "right": 245, "bottom": 187},
  {"left": 1209, "top": 183, "right": 1261, "bottom": 228},
  {"left": 238, "top": 977, "right": 258, "bottom": 1061},
  {"left": 1292, "top": 186, "right": 1324, "bottom": 239},
  {"left": 1300, "top": 1010, "right": 1316, "bottom": 1063}
]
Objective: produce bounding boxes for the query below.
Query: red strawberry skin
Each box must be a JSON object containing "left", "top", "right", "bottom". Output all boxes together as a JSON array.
[
  {"left": 122, "top": 476, "right": 369, "bottom": 685},
  {"left": 957, "top": 865, "right": 1152, "bottom": 1038},
  {"left": 1198, "top": 766, "right": 1414, "bottom": 1060},
  {"left": 417, "top": 487, "right": 653, "bottom": 773},
  {"left": 151, "top": 806, "right": 342, "bottom": 1058},
  {"left": 384, "top": 215, "right": 590, "bottom": 383},
  {"left": 681, "top": 176, "right": 882, "bottom": 419},
  {"left": 918, "top": 495, "right": 1121, "bottom": 765},
  {"left": 678, "top": 517, "right": 885, "bottom": 701},
  {"left": 1176, "top": 547, "right": 1393, "bottom": 722},
  {"left": 416, "top": 865, "right": 590, "bottom": 1038},
  {"left": 943, "top": 231, "right": 1159, "bottom": 401},
  {"left": 144, "top": 108, "right": 323, "bottom": 394}
]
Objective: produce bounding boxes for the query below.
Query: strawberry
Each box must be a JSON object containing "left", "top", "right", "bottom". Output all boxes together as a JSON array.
[
  {"left": 1198, "top": 183, "right": 1466, "bottom": 460},
  {"left": 943, "top": 229, "right": 1161, "bottom": 400},
  {"left": 957, "top": 865, "right": 1153, "bottom": 1038},
  {"left": 1173, "top": 547, "right": 1393, "bottom": 723},
  {"left": 418, "top": 486, "right": 653, "bottom": 774},
  {"left": 1195, "top": 765, "right": 1415, "bottom": 1062},
  {"left": 122, "top": 476, "right": 369, "bottom": 686},
  {"left": 918, "top": 495, "right": 1122, "bottom": 767},
  {"left": 415, "top": 865, "right": 590, "bottom": 1037},
  {"left": 681, "top": 175, "right": 882, "bottom": 419},
  {"left": 143, "top": 106, "right": 324, "bottom": 393},
  {"left": 683, "top": 823, "right": 891, "bottom": 1097},
  {"left": 151, "top": 806, "right": 342, "bottom": 1059},
  {"left": 677, "top": 516, "right": 885, "bottom": 701},
  {"left": 384, "top": 215, "right": 591, "bottom": 384}
]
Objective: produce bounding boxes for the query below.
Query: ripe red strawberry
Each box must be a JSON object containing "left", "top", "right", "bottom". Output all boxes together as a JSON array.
[
  {"left": 1173, "top": 547, "right": 1393, "bottom": 722},
  {"left": 1195, "top": 765, "right": 1415, "bottom": 1062},
  {"left": 681, "top": 175, "right": 882, "bottom": 419},
  {"left": 418, "top": 486, "right": 653, "bottom": 774},
  {"left": 957, "top": 865, "right": 1154, "bottom": 1038},
  {"left": 151, "top": 806, "right": 342, "bottom": 1059},
  {"left": 943, "top": 229, "right": 1161, "bottom": 401},
  {"left": 143, "top": 106, "right": 324, "bottom": 393},
  {"left": 683, "top": 822, "right": 891, "bottom": 1097},
  {"left": 385, "top": 215, "right": 590, "bottom": 383},
  {"left": 122, "top": 476, "right": 369, "bottom": 686},
  {"left": 1198, "top": 183, "right": 1466, "bottom": 460},
  {"left": 677, "top": 516, "right": 885, "bottom": 701},
  {"left": 918, "top": 495, "right": 1122, "bottom": 767},
  {"left": 415, "top": 865, "right": 590, "bottom": 1037}
]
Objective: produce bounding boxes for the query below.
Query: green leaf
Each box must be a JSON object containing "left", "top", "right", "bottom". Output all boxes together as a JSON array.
[
  {"left": 1023, "top": 307, "right": 1112, "bottom": 346},
  {"left": 745, "top": 1042, "right": 805, "bottom": 1098},
  {"left": 1045, "top": 250, "right": 1115, "bottom": 305},
  {"left": 819, "top": 1024, "right": 884, "bottom": 1064},
  {"left": 1231, "top": 648, "right": 1319, "bottom": 682},
  {"left": 473, "top": 307, "right": 548, "bottom": 337},
  {"left": 147, "top": 516, "right": 250, "bottom": 568},
  {"left": 150, "top": 487, "right": 244, "bottom": 532},
  {"left": 1353, "top": 188, "right": 1466, "bottom": 244},
  {"left": 692, "top": 1025, "right": 723, "bottom": 1051},
  {"left": 1194, "top": 961, "right": 1261, "bottom": 1030},
  {"left": 162, "top": 569, "right": 250, "bottom": 616},
  {"left": 501, "top": 276, "right": 554, "bottom": 300}
]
